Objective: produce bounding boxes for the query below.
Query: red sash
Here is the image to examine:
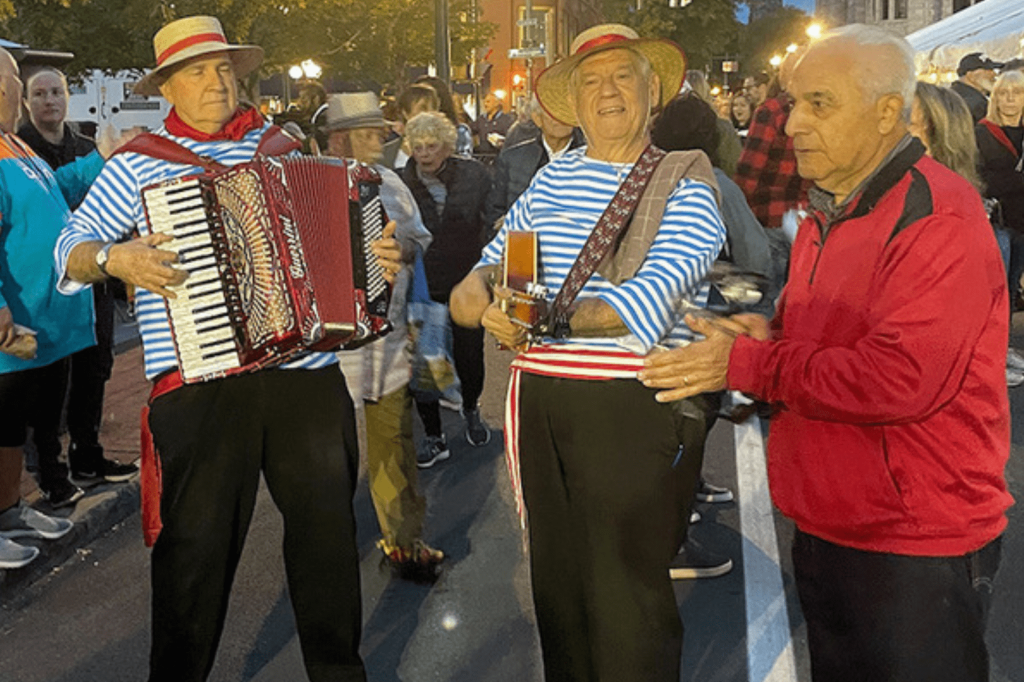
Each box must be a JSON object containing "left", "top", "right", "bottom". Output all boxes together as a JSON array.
[
  {"left": 980, "top": 119, "right": 1020, "bottom": 158},
  {"left": 139, "top": 371, "right": 184, "bottom": 547}
]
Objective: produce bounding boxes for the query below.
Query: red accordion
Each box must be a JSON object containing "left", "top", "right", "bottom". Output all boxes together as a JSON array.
[{"left": 141, "top": 155, "right": 391, "bottom": 383}]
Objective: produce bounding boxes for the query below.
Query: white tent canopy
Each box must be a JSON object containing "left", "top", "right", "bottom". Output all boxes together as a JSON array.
[{"left": 907, "top": 0, "right": 1024, "bottom": 73}]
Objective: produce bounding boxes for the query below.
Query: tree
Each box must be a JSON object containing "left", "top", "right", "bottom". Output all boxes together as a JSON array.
[
  {"left": 600, "top": 0, "right": 741, "bottom": 76},
  {"left": 737, "top": 6, "right": 811, "bottom": 76},
  {"left": 0, "top": 0, "right": 496, "bottom": 92}
]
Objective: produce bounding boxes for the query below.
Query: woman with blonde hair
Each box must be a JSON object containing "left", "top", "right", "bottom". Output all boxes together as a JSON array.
[
  {"left": 400, "top": 112, "right": 492, "bottom": 463},
  {"left": 974, "top": 71, "right": 1024, "bottom": 384},
  {"left": 909, "top": 81, "right": 983, "bottom": 191}
]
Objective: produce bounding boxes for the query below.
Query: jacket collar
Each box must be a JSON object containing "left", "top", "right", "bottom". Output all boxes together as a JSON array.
[{"left": 809, "top": 135, "right": 925, "bottom": 226}]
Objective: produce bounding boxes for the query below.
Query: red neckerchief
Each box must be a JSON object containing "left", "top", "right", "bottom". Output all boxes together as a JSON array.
[
  {"left": 980, "top": 119, "right": 1020, "bottom": 159},
  {"left": 164, "top": 106, "right": 265, "bottom": 141}
]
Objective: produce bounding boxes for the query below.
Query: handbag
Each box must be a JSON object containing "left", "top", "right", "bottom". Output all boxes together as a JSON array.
[{"left": 406, "top": 253, "right": 460, "bottom": 402}]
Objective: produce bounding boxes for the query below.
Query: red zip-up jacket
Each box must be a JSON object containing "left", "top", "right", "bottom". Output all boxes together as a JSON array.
[{"left": 728, "top": 141, "right": 1013, "bottom": 556}]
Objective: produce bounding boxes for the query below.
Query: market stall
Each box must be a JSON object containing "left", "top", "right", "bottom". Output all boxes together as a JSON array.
[{"left": 907, "top": 0, "right": 1024, "bottom": 79}]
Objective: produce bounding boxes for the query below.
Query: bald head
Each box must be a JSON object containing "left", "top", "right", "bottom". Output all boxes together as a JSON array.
[{"left": 0, "top": 49, "right": 22, "bottom": 133}]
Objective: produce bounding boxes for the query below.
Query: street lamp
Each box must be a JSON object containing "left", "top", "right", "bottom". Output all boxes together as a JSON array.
[
  {"left": 786, "top": 43, "right": 798, "bottom": 54},
  {"left": 300, "top": 59, "right": 322, "bottom": 79},
  {"left": 769, "top": 55, "right": 783, "bottom": 68},
  {"left": 806, "top": 23, "right": 823, "bottom": 40},
  {"left": 288, "top": 65, "right": 303, "bottom": 80}
]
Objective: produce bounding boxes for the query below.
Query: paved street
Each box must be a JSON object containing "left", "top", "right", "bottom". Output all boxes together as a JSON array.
[{"left": 1, "top": 324, "right": 1023, "bottom": 681}]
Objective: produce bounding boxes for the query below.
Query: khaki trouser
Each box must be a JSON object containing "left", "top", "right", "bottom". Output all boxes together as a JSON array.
[{"left": 365, "top": 386, "right": 426, "bottom": 549}]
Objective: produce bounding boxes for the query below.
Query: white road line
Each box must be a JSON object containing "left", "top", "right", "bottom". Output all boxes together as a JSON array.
[{"left": 735, "top": 409, "right": 799, "bottom": 682}]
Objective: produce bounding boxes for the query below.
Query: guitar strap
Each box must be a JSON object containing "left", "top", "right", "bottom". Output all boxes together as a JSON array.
[{"left": 543, "top": 143, "right": 666, "bottom": 338}]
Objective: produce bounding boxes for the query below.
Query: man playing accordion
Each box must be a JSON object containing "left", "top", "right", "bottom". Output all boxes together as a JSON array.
[{"left": 55, "top": 16, "right": 400, "bottom": 682}]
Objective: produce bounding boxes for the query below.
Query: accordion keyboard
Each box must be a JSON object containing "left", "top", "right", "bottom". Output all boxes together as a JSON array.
[{"left": 145, "top": 180, "right": 242, "bottom": 375}]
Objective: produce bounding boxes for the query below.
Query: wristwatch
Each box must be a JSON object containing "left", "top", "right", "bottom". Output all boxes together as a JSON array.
[{"left": 95, "top": 242, "right": 115, "bottom": 276}]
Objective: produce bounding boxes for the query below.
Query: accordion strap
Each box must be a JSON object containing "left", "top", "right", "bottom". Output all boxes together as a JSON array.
[{"left": 111, "top": 125, "right": 302, "bottom": 170}]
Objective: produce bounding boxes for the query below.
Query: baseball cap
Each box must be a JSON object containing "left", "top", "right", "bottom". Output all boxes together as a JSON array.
[{"left": 957, "top": 52, "right": 1004, "bottom": 77}]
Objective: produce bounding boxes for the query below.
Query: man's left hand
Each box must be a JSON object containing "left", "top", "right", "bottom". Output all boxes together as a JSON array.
[
  {"left": 639, "top": 314, "right": 744, "bottom": 402},
  {"left": 372, "top": 220, "right": 402, "bottom": 285},
  {"left": 97, "top": 125, "right": 146, "bottom": 160}
]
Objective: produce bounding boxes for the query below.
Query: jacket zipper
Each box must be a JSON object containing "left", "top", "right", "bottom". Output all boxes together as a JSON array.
[{"left": 808, "top": 213, "right": 827, "bottom": 285}]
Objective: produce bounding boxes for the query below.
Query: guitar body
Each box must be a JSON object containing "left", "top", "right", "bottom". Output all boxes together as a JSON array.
[{"left": 503, "top": 231, "right": 547, "bottom": 331}]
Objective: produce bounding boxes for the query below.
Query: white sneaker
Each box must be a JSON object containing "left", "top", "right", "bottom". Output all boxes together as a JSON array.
[
  {"left": 0, "top": 536, "right": 39, "bottom": 569},
  {"left": 0, "top": 501, "right": 73, "bottom": 540},
  {"left": 1008, "top": 367, "right": 1024, "bottom": 388},
  {"left": 1008, "top": 348, "right": 1024, "bottom": 371}
]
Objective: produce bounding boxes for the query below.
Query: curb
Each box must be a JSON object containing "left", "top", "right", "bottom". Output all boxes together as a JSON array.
[{"left": 0, "top": 472, "right": 141, "bottom": 598}]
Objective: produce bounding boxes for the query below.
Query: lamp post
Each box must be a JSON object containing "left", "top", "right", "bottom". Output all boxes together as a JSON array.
[{"left": 435, "top": 0, "right": 450, "bottom": 89}]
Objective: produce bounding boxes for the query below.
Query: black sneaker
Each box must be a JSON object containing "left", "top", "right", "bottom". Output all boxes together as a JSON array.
[
  {"left": 464, "top": 408, "right": 491, "bottom": 446},
  {"left": 417, "top": 435, "right": 450, "bottom": 469},
  {"left": 71, "top": 458, "right": 139, "bottom": 487},
  {"left": 695, "top": 479, "right": 734, "bottom": 504},
  {"left": 669, "top": 539, "right": 733, "bottom": 579},
  {"left": 41, "top": 478, "right": 85, "bottom": 509}
]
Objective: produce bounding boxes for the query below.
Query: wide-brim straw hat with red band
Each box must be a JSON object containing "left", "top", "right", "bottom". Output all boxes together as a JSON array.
[
  {"left": 134, "top": 15, "right": 264, "bottom": 97},
  {"left": 535, "top": 23, "right": 686, "bottom": 127}
]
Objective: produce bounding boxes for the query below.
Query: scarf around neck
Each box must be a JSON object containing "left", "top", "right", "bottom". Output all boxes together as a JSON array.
[{"left": 164, "top": 106, "right": 265, "bottom": 141}]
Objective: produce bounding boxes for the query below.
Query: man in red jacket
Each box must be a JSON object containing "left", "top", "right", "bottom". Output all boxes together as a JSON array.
[{"left": 640, "top": 24, "right": 1012, "bottom": 682}]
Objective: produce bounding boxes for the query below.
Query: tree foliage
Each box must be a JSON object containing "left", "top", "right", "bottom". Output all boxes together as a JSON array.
[
  {"left": 0, "top": 0, "right": 496, "bottom": 91},
  {"left": 592, "top": 2, "right": 812, "bottom": 85},
  {"left": 600, "top": 0, "right": 741, "bottom": 75},
  {"left": 738, "top": 6, "right": 811, "bottom": 75}
]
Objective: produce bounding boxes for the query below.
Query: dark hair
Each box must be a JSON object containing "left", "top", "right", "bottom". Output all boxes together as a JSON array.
[
  {"left": 651, "top": 93, "right": 721, "bottom": 167},
  {"left": 397, "top": 84, "right": 440, "bottom": 121},
  {"left": 414, "top": 75, "right": 460, "bottom": 127},
  {"left": 747, "top": 71, "right": 770, "bottom": 87}
]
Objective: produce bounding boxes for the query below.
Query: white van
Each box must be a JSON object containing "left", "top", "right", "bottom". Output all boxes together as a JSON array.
[{"left": 67, "top": 70, "right": 170, "bottom": 136}]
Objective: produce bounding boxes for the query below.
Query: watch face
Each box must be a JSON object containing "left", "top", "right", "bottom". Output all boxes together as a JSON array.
[{"left": 96, "top": 245, "right": 110, "bottom": 270}]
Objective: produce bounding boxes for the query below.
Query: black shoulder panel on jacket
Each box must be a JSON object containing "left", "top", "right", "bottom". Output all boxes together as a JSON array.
[{"left": 887, "top": 167, "right": 934, "bottom": 244}]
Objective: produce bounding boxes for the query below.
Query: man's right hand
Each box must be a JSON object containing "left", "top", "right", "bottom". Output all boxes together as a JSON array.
[
  {"left": 482, "top": 287, "right": 528, "bottom": 352},
  {"left": 106, "top": 234, "right": 188, "bottom": 299}
]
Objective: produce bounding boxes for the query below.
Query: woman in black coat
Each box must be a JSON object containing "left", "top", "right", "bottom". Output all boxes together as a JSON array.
[{"left": 401, "top": 111, "right": 493, "bottom": 466}]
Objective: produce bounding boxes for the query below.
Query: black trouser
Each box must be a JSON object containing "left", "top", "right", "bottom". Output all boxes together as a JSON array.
[
  {"left": 1007, "top": 230, "right": 1024, "bottom": 313},
  {"left": 147, "top": 367, "right": 366, "bottom": 682},
  {"left": 793, "top": 529, "right": 1002, "bottom": 682},
  {"left": 416, "top": 301, "right": 485, "bottom": 437},
  {"left": 0, "top": 359, "right": 71, "bottom": 491},
  {"left": 67, "top": 282, "right": 116, "bottom": 468},
  {"left": 518, "top": 375, "right": 705, "bottom": 682}
]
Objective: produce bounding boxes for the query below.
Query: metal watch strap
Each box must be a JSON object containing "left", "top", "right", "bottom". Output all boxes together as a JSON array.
[{"left": 542, "top": 144, "right": 666, "bottom": 338}]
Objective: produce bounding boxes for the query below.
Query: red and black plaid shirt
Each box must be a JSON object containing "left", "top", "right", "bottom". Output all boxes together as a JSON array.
[{"left": 733, "top": 95, "right": 812, "bottom": 229}]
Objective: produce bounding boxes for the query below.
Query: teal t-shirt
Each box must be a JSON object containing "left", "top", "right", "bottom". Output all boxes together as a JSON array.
[{"left": 0, "top": 133, "right": 103, "bottom": 373}]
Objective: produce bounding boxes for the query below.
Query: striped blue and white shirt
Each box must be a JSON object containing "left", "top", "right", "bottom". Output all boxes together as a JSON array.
[
  {"left": 477, "top": 147, "right": 726, "bottom": 355},
  {"left": 55, "top": 123, "right": 338, "bottom": 379}
]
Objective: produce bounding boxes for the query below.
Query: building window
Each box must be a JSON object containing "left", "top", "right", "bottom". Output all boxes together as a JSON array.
[
  {"left": 894, "top": 0, "right": 907, "bottom": 19},
  {"left": 953, "top": 0, "right": 971, "bottom": 11},
  {"left": 880, "top": 0, "right": 889, "bottom": 20}
]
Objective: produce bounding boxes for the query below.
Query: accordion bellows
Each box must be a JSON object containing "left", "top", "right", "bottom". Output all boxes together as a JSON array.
[{"left": 142, "top": 155, "right": 391, "bottom": 383}]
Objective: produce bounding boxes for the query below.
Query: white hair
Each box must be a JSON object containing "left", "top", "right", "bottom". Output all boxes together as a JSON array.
[{"left": 816, "top": 24, "right": 915, "bottom": 118}]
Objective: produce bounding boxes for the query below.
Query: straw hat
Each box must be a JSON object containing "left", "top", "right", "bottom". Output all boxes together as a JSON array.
[
  {"left": 535, "top": 24, "right": 686, "bottom": 127},
  {"left": 321, "top": 92, "right": 387, "bottom": 131},
  {"left": 134, "top": 16, "right": 264, "bottom": 97}
]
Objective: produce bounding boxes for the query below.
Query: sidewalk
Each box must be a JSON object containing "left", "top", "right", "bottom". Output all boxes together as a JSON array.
[{"left": 1, "top": 345, "right": 150, "bottom": 595}]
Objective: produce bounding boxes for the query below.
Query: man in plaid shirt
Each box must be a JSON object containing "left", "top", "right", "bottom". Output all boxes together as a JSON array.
[{"left": 734, "top": 93, "right": 812, "bottom": 230}]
